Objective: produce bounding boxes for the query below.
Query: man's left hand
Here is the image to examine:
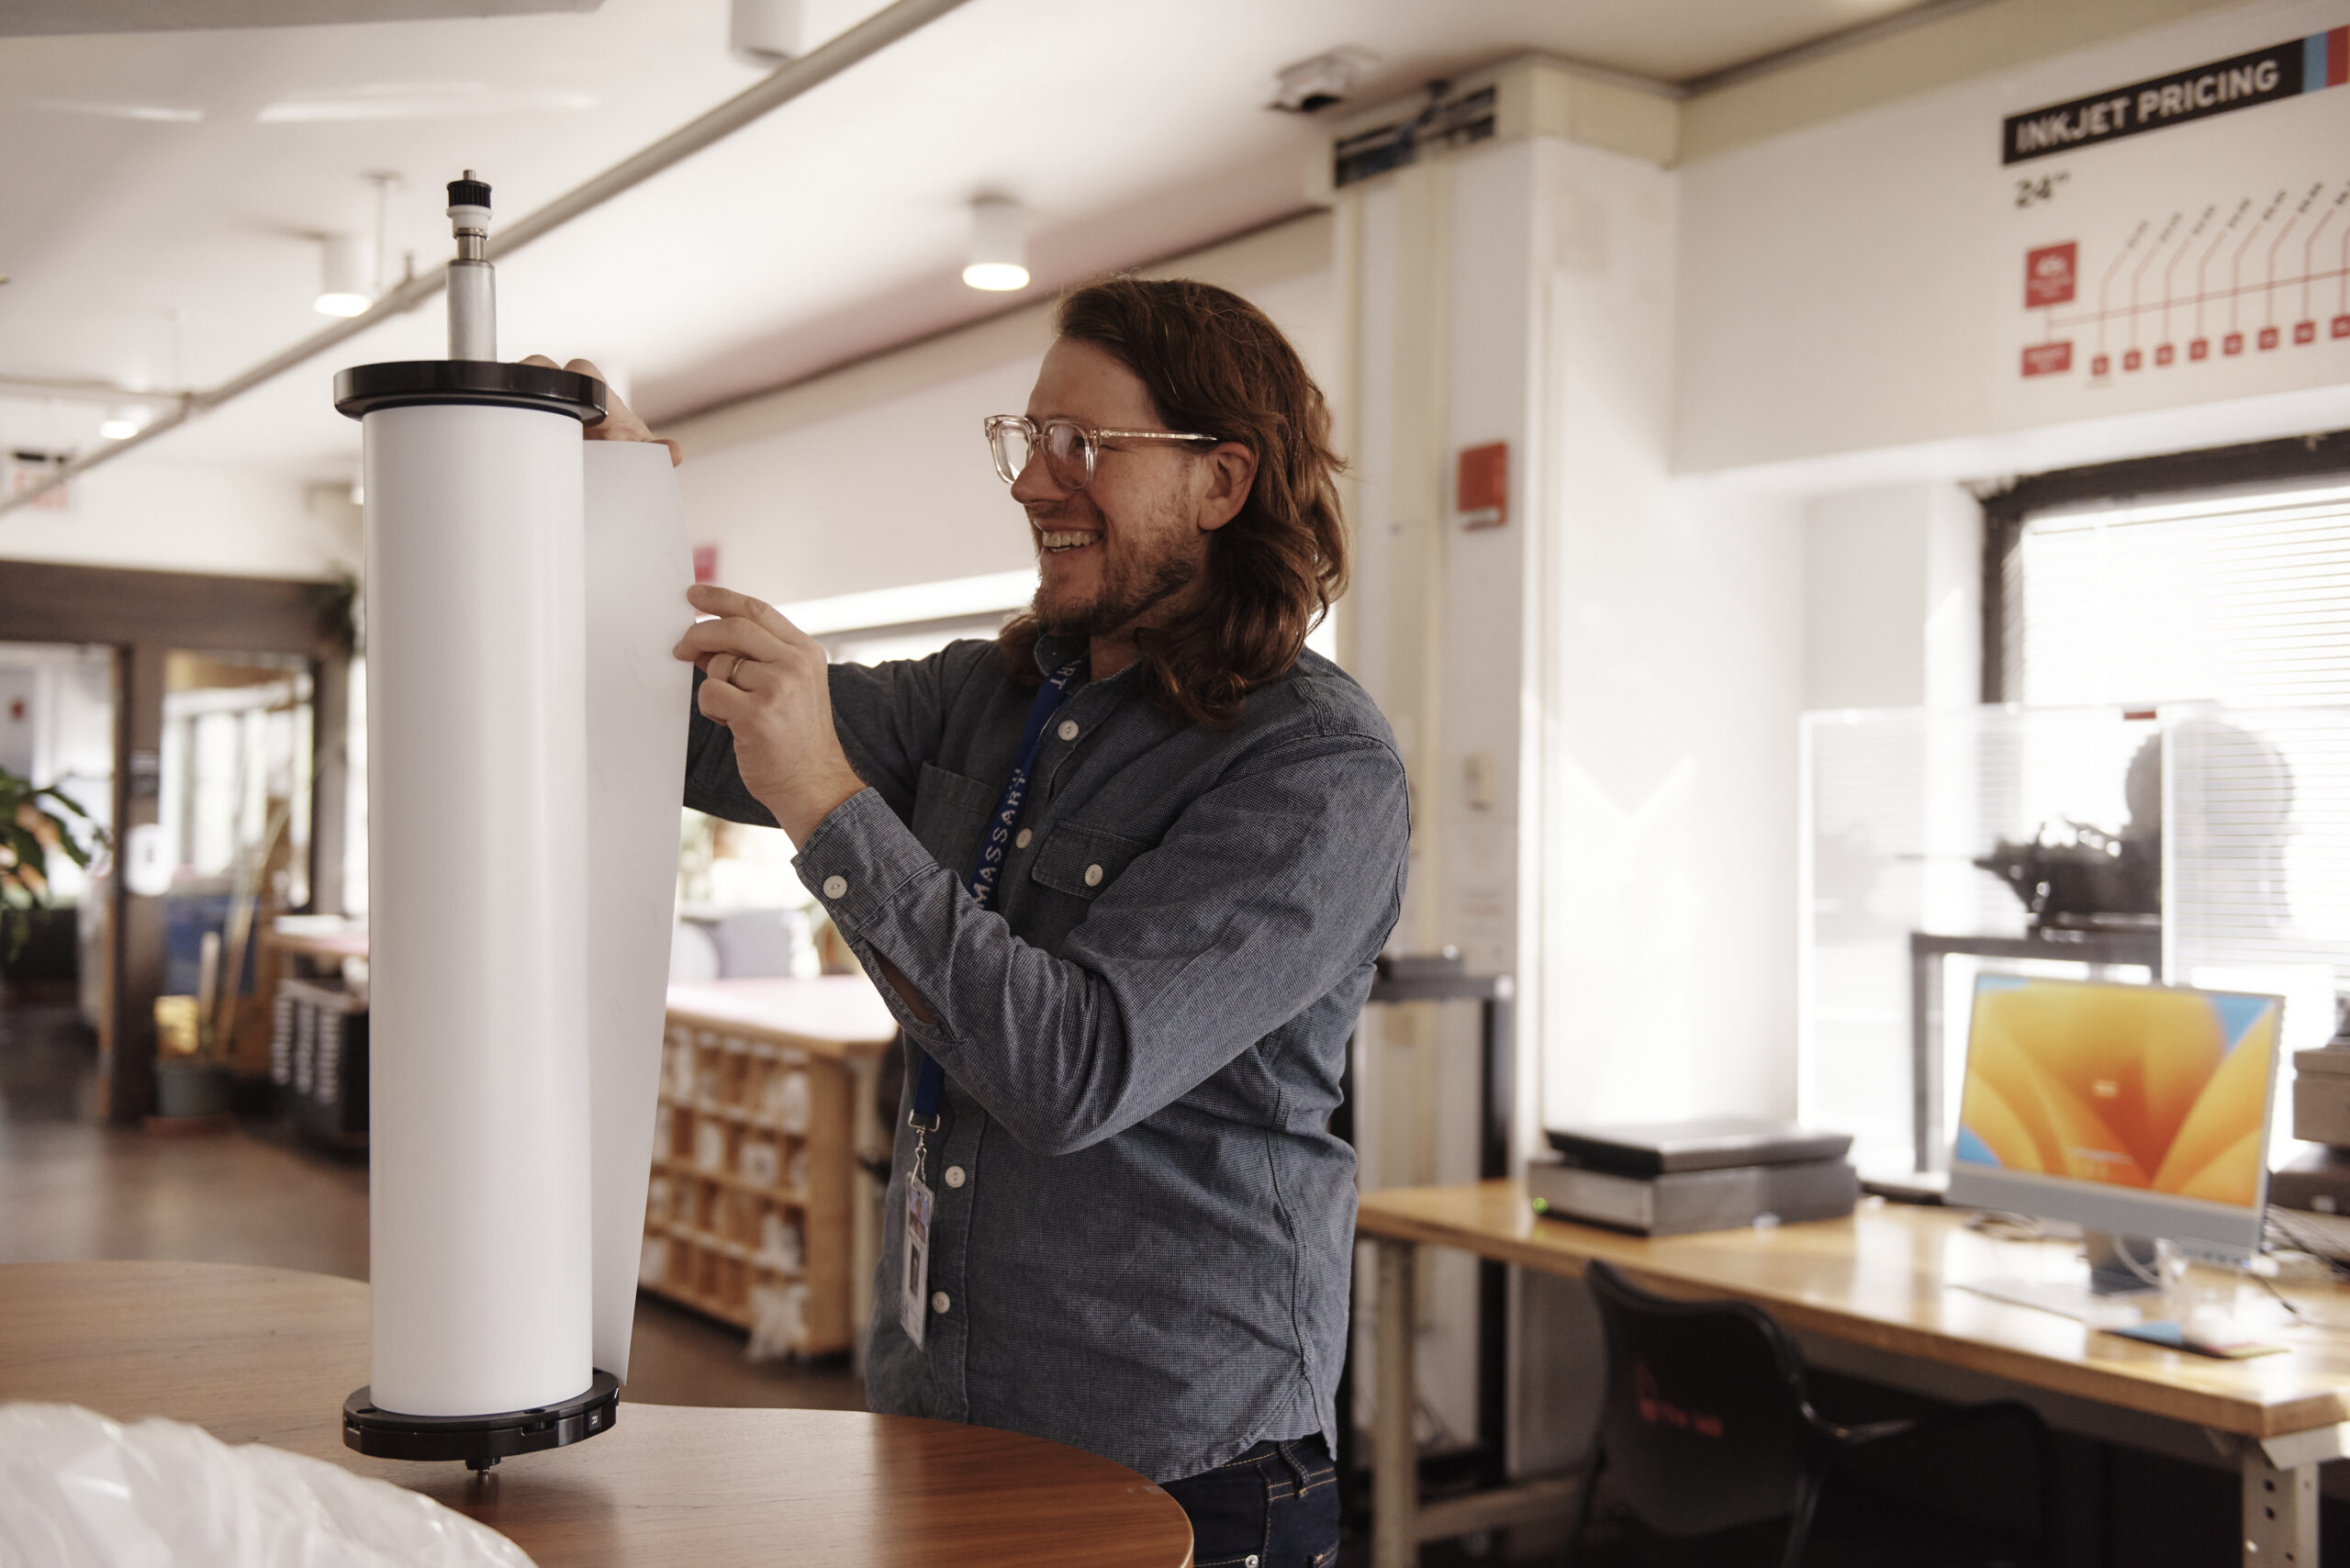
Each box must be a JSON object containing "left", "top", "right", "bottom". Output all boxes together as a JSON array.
[
  {"left": 672, "top": 584, "right": 866, "bottom": 842},
  {"left": 517, "top": 354, "right": 681, "bottom": 465}
]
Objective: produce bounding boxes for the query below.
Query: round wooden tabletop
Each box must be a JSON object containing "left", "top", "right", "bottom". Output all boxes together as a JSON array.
[{"left": 0, "top": 1260, "right": 1193, "bottom": 1567}]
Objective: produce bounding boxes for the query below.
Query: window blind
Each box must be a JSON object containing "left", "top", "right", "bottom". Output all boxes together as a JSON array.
[{"left": 2008, "top": 482, "right": 2350, "bottom": 709}]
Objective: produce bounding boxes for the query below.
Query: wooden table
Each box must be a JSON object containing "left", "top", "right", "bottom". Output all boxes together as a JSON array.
[
  {"left": 1358, "top": 1180, "right": 2350, "bottom": 1568},
  {"left": 655, "top": 979, "right": 899, "bottom": 1356},
  {"left": 260, "top": 923, "right": 372, "bottom": 965},
  {"left": 0, "top": 1260, "right": 1191, "bottom": 1567}
]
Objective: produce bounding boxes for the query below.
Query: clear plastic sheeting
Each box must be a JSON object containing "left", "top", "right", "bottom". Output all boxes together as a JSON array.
[
  {"left": 0, "top": 1403, "right": 536, "bottom": 1568},
  {"left": 1803, "top": 701, "right": 2350, "bottom": 1176}
]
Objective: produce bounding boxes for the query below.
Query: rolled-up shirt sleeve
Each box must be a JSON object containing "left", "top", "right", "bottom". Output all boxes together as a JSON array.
[{"left": 790, "top": 734, "right": 1409, "bottom": 1157}]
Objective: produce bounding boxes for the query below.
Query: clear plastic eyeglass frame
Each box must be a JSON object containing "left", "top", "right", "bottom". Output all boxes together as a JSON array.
[{"left": 983, "top": 414, "right": 1219, "bottom": 490}]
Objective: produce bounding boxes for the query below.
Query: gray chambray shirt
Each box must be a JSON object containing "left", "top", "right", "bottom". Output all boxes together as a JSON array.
[{"left": 681, "top": 630, "right": 1409, "bottom": 1484}]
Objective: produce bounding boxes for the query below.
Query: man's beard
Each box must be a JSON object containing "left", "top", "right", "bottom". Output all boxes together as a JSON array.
[{"left": 1031, "top": 501, "right": 1203, "bottom": 639}]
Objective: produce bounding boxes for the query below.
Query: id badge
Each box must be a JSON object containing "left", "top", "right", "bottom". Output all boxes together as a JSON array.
[{"left": 899, "top": 1174, "right": 934, "bottom": 1350}]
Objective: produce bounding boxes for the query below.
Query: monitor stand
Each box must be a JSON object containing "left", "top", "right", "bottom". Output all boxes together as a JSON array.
[{"left": 1953, "top": 1231, "right": 2164, "bottom": 1327}]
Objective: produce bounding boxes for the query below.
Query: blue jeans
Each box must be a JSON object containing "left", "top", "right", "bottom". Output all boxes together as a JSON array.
[{"left": 1160, "top": 1434, "right": 1340, "bottom": 1568}]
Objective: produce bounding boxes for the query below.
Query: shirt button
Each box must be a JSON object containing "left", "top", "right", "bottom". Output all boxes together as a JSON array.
[
  {"left": 931, "top": 1291, "right": 951, "bottom": 1315},
  {"left": 944, "top": 1165, "right": 967, "bottom": 1188},
  {"left": 1014, "top": 828, "right": 1033, "bottom": 850},
  {"left": 822, "top": 875, "right": 847, "bottom": 899},
  {"left": 1058, "top": 719, "right": 1080, "bottom": 742},
  {"left": 1083, "top": 864, "right": 1103, "bottom": 888}
]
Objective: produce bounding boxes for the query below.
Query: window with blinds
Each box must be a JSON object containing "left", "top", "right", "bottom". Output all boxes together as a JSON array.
[
  {"left": 2002, "top": 474, "right": 2350, "bottom": 1115},
  {"left": 2006, "top": 481, "right": 2350, "bottom": 709}
]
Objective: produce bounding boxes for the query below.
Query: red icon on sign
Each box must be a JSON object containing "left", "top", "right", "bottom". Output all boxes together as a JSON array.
[
  {"left": 2189, "top": 338, "right": 2210, "bottom": 360},
  {"left": 2021, "top": 342, "right": 2073, "bottom": 376},
  {"left": 2224, "top": 333, "right": 2245, "bottom": 355},
  {"left": 2259, "top": 327, "right": 2280, "bottom": 351},
  {"left": 2335, "top": 316, "right": 2350, "bottom": 339},
  {"left": 2154, "top": 343, "right": 2175, "bottom": 366},
  {"left": 2090, "top": 353, "right": 2111, "bottom": 376},
  {"left": 2025, "top": 242, "right": 2078, "bottom": 308},
  {"left": 2122, "top": 349, "right": 2143, "bottom": 372},
  {"left": 2295, "top": 321, "right": 2318, "bottom": 345}
]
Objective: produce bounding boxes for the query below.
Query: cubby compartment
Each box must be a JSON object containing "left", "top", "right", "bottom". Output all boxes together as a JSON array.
[{"left": 643, "top": 991, "right": 878, "bottom": 1357}]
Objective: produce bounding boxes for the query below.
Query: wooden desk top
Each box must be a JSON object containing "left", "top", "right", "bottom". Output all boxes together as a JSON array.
[
  {"left": 261, "top": 924, "right": 371, "bottom": 961},
  {"left": 666, "top": 977, "right": 899, "bottom": 1060},
  {"left": 0, "top": 1261, "right": 1190, "bottom": 1567},
  {"left": 1358, "top": 1180, "right": 2350, "bottom": 1441}
]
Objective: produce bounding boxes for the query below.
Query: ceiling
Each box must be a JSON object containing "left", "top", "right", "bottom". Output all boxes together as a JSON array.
[{"left": 0, "top": 0, "right": 1941, "bottom": 494}]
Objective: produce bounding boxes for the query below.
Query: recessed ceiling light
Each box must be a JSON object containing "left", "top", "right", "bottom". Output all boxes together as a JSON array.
[{"left": 963, "top": 197, "right": 1028, "bottom": 293}]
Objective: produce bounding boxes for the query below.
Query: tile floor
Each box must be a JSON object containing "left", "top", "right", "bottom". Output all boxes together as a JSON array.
[{"left": 0, "top": 991, "right": 861, "bottom": 1414}]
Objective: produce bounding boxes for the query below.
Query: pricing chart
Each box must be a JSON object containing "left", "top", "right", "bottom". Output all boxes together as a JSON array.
[{"left": 1995, "top": 17, "right": 2350, "bottom": 423}]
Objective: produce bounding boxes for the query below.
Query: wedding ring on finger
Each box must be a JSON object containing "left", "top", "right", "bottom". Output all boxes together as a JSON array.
[{"left": 711, "top": 652, "right": 744, "bottom": 686}]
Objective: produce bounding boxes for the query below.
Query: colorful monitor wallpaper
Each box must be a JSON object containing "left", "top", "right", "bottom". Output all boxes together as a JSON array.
[{"left": 1953, "top": 978, "right": 2278, "bottom": 1208}]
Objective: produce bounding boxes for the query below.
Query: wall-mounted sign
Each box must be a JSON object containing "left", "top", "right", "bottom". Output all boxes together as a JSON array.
[
  {"left": 2005, "top": 27, "right": 2347, "bottom": 164},
  {"left": 1993, "top": 12, "right": 2350, "bottom": 424}
]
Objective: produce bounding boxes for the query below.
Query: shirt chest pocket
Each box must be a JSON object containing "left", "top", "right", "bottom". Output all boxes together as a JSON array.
[
  {"left": 1029, "top": 821, "right": 1153, "bottom": 902},
  {"left": 909, "top": 762, "right": 998, "bottom": 875}
]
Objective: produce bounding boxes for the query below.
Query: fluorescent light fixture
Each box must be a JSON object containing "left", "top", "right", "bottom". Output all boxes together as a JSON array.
[
  {"left": 779, "top": 568, "right": 1037, "bottom": 636},
  {"left": 32, "top": 98, "right": 204, "bottom": 123},
  {"left": 315, "top": 233, "right": 374, "bottom": 317},
  {"left": 259, "top": 84, "right": 594, "bottom": 122},
  {"left": 98, "top": 405, "right": 151, "bottom": 442},
  {"left": 963, "top": 196, "right": 1029, "bottom": 292}
]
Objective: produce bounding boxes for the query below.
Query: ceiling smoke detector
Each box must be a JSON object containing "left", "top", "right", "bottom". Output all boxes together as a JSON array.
[{"left": 1268, "top": 48, "right": 1376, "bottom": 114}]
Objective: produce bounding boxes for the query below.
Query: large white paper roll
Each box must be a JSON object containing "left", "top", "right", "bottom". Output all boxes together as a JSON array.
[
  {"left": 581, "top": 441, "right": 693, "bottom": 1383},
  {"left": 364, "top": 402, "right": 593, "bottom": 1417}
]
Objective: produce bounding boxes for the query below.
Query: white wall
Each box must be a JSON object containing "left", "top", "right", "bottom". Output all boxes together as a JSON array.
[
  {"left": 1803, "top": 484, "right": 1982, "bottom": 714},
  {"left": 0, "top": 458, "right": 354, "bottom": 580},
  {"left": 670, "top": 218, "right": 1337, "bottom": 618},
  {"left": 677, "top": 357, "right": 1044, "bottom": 611},
  {"left": 1516, "top": 134, "right": 1809, "bottom": 1135}
]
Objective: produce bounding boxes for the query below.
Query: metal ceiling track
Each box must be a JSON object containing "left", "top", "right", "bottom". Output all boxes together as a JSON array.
[{"left": 0, "top": 0, "right": 973, "bottom": 520}]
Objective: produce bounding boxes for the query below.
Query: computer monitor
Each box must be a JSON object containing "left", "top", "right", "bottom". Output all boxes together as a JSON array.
[{"left": 1945, "top": 973, "right": 2284, "bottom": 1266}]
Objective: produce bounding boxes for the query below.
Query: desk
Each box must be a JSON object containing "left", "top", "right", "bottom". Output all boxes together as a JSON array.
[
  {"left": 0, "top": 1260, "right": 1192, "bottom": 1567},
  {"left": 260, "top": 923, "right": 372, "bottom": 966},
  {"left": 1358, "top": 1181, "right": 2350, "bottom": 1568}
]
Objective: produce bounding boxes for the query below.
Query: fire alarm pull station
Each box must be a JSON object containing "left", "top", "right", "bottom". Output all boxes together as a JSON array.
[{"left": 1457, "top": 442, "right": 1506, "bottom": 529}]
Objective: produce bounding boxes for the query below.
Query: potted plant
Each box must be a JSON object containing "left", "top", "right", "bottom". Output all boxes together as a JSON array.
[{"left": 0, "top": 765, "right": 105, "bottom": 970}]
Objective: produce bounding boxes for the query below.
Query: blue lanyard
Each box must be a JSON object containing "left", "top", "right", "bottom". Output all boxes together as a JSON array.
[{"left": 908, "top": 656, "right": 1087, "bottom": 1134}]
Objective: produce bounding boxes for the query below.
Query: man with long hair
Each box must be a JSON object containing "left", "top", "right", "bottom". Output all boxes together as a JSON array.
[{"left": 635, "top": 277, "right": 1404, "bottom": 1563}]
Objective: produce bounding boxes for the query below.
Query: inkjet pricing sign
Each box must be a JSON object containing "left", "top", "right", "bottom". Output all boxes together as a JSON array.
[
  {"left": 1992, "top": 9, "right": 2350, "bottom": 425},
  {"left": 2003, "top": 31, "right": 2344, "bottom": 163}
]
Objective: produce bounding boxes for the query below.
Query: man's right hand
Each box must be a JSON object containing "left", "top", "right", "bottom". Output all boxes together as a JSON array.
[{"left": 519, "top": 354, "right": 681, "bottom": 465}]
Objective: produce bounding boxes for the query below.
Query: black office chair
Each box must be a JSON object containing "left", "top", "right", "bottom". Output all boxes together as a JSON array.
[{"left": 1569, "top": 1260, "right": 2053, "bottom": 1567}]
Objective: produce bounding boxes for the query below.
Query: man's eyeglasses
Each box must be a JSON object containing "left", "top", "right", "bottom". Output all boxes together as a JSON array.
[{"left": 984, "top": 415, "right": 1219, "bottom": 492}]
